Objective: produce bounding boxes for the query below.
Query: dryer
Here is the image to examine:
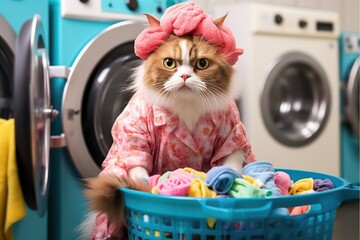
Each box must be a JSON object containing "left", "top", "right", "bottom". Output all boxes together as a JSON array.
[
  {"left": 339, "top": 32, "right": 359, "bottom": 184},
  {"left": 13, "top": 0, "right": 183, "bottom": 239},
  {"left": 0, "top": 1, "right": 49, "bottom": 239},
  {"left": 215, "top": 3, "right": 340, "bottom": 176}
]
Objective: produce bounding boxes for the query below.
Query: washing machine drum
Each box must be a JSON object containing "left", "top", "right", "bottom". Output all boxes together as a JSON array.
[
  {"left": 82, "top": 42, "right": 141, "bottom": 166},
  {"left": 62, "top": 21, "right": 147, "bottom": 178},
  {"left": 261, "top": 52, "right": 331, "bottom": 147},
  {"left": 345, "top": 58, "right": 359, "bottom": 139},
  {"left": 0, "top": 41, "right": 13, "bottom": 119}
]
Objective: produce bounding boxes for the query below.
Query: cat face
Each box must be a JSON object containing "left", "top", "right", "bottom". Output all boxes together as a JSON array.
[{"left": 139, "top": 35, "right": 234, "bottom": 110}]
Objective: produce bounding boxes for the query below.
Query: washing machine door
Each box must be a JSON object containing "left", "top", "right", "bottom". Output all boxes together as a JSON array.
[
  {"left": 0, "top": 16, "right": 15, "bottom": 119},
  {"left": 261, "top": 52, "right": 331, "bottom": 147},
  {"left": 345, "top": 58, "right": 359, "bottom": 139},
  {"left": 62, "top": 21, "right": 146, "bottom": 178},
  {"left": 13, "top": 15, "right": 56, "bottom": 216}
]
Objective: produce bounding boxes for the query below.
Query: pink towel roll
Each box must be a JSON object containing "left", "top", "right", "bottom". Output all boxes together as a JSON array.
[{"left": 134, "top": 1, "right": 243, "bottom": 65}]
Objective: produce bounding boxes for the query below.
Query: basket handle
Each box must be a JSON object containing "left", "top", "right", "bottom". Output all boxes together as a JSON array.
[
  {"left": 200, "top": 199, "right": 273, "bottom": 221},
  {"left": 341, "top": 184, "right": 360, "bottom": 202}
]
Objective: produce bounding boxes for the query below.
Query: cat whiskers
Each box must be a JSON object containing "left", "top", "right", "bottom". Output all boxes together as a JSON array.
[
  {"left": 147, "top": 83, "right": 172, "bottom": 105},
  {"left": 163, "top": 79, "right": 184, "bottom": 92},
  {"left": 202, "top": 83, "right": 230, "bottom": 109}
]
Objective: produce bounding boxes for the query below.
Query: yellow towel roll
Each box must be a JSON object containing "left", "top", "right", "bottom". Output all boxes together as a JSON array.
[{"left": 0, "top": 119, "right": 26, "bottom": 240}]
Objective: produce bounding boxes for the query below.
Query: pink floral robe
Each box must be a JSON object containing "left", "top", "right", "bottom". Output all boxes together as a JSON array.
[{"left": 92, "top": 92, "right": 255, "bottom": 239}]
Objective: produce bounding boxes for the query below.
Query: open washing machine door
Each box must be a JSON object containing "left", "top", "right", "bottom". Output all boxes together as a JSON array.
[
  {"left": 0, "top": 15, "right": 15, "bottom": 119},
  {"left": 345, "top": 58, "right": 359, "bottom": 139},
  {"left": 62, "top": 21, "right": 146, "bottom": 178},
  {"left": 260, "top": 52, "right": 331, "bottom": 147},
  {"left": 13, "top": 15, "right": 59, "bottom": 216}
]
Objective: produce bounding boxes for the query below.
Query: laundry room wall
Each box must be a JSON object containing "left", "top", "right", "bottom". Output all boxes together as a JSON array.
[{"left": 194, "top": 0, "right": 359, "bottom": 32}]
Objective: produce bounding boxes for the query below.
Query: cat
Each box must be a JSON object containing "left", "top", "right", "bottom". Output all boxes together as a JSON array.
[
  {"left": 129, "top": 35, "right": 245, "bottom": 177},
  {"left": 82, "top": 9, "right": 255, "bottom": 240}
]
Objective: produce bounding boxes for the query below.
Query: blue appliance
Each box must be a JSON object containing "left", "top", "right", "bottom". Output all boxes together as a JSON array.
[
  {"left": 0, "top": 1, "right": 49, "bottom": 239},
  {"left": 13, "top": 0, "right": 184, "bottom": 239},
  {"left": 339, "top": 32, "right": 359, "bottom": 185}
]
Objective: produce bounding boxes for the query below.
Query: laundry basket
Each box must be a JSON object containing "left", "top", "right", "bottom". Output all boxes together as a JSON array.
[{"left": 121, "top": 169, "right": 360, "bottom": 240}]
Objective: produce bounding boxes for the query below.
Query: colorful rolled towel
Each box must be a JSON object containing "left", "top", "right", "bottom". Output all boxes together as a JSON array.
[
  {"left": 134, "top": 1, "right": 243, "bottom": 65},
  {"left": 188, "top": 179, "right": 216, "bottom": 198},
  {"left": 183, "top": 167, "right": 207, "bottom": 181},
  {"left": 229, "top": 178, "right": 272, "bottom": 198},
  {"left": 148, "top": 174, "right": 161, "bottom": 189},
  {"left": 313, "top": 178, "right": 335, "bottom": 192},
  {"left": 243, "top": 161, "right": 282, "bottom": 197},
  {"left": 290, "top": 178, "right": 315, "bottom": 195},
  {"left": 274, "top": 171, "right": 292, "bottom": 196},
  {"left": 290, "top": 205, "right": 311, "bottom": 216},
  {"left": 154, "top": 170, "right": 195, "bottom": 196},
  {"left": 205, "top": 166, "right": 242, "bottom": 194}
]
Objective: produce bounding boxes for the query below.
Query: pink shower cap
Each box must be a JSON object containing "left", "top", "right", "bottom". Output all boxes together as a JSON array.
[{"left": 134, "top": 1, "right": 243, "bottom": 65}]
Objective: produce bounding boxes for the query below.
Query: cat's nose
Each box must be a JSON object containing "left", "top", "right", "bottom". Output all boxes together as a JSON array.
[{"left": 181, "top": 74, "right": 191, "bottom": 81}]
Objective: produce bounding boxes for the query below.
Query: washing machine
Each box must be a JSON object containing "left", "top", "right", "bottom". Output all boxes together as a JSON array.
[
  {"left": 13, "top": 0, "right": 183, "bottom": 239},
  {"left": 339, "top": 32, "right": 359, "bottom": 184},
  {"left": 0, "top": 1, "right": 49, "bottom": 239},
  {"left": 335, "top": 31, "right": 359, "bottom": 240},
  {"left": 215, "top": 3, "right": 340, "bottom": 176}
]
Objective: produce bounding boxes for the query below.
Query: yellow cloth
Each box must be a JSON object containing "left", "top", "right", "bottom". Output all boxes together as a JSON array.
[
  {"left": 0, "top": 119, "right": 26, "bottom": 240},
  {"left": 243, "top": 175, "right": 255, "bottom": 184},
  {"left": 290, "top": 178, "right": 314, "bottom": 195},
  {"left": 188, "top": 179, "right": 216, "bottom": 198}
]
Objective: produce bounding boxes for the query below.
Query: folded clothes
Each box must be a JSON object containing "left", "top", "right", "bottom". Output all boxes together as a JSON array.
[
  {"left": 229, "top": 178, "right": 272, "bottom": 198},
  {"left": 290, "top": 178, "right": 314, "bottom": 195},
  {"left": 148, "top": 174, "right": 161, "bottom": 189},
  {"left": 205, "top": 166, "right": 242, "bottom": 194},
  {"left": 158, "top": 171, "right": 172, "bottom": 184},
  {"left": 148, "top": 167, "right": 335, "bottom": 219},
  {"left": 313, "top": 178, "right": 334, "bottom": 192},
  {"left": 243, "top": 175, "right": 255, "bottom": 185},
  {"left": 170, "top": 169, "right": 196, "bottom": 182},
  {"left": 155, "top": 170, "right": 195, "bottom": 196},
  {"left": 243, "top": 161, "right": 282, "bottom": 197},
  {"left": 188, "top": 179, "right": 216, "bottom": 198},
  {"left": 290, "top": 205, "right": 310, "bottom": 216},
  {"left": 274, "top": 171, "right": 292, "bottom": 196},
  {"left": 156, "top": 177, "right": 190, "bottom": 196},
  {"left": 183, "top": 167, "right": 207, "bottom": 181}
]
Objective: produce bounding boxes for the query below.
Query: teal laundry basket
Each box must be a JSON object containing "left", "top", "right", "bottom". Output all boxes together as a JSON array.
[{"left": 121, "top": 169, "right": 360, "bottom": 240}]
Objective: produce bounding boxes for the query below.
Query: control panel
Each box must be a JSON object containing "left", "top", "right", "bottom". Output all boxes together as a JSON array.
[
  {"left": 101, "top": 0, "right": 181, "bottom": 17},
  {"left": 251, "top": 3, "right": 339, "bottom": 38},
  {"left": 61, "top": 0, "right": 184, "bottom": 21}
]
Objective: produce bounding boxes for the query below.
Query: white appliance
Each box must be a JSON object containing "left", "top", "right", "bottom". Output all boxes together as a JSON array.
[{"left": 215, "top": 3, "right": 340, "bottom": 176}]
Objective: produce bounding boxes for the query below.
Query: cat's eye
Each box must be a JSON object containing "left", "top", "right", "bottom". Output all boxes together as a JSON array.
[
  {"left": 163, "top": 58, "right": 176, "bottom": 69},
  {"left": 196, "top": 58, "right": 209, "bottom": 70}
]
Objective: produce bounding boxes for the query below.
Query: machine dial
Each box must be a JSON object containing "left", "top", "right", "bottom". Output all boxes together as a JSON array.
[
  {"left": 274, "top": 14, "right": 283, "bottom": 25},
  {"left": 299, "top": 20, "right": 307, "bottom": 28},
  {"left": 126, "top": 0, "right": 138, "bottom": 11}
]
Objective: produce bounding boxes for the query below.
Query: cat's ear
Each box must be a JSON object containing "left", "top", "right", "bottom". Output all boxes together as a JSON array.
[
  {"left": 213, "top": 14, "right": 228, "bottom": 27},
  {"left": 145, "top": 14, "right": 161, "bottom": 27}
]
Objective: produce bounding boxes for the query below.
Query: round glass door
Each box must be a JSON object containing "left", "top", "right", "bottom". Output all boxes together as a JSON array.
[
  {"left": 82, "top": 42, "right": 141, "bottom": 166},
  {"left": 345, "top": 58, "right": 359, "bottom": 139},
  {"left": 261, "top": 52, "right": 331, "bottom": 147},
  {"left": 62, "top": 21, "right": 146, "bottom": 178},
  {"left": 13, "top": 15, "right": 53, "bottom": 216}
]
